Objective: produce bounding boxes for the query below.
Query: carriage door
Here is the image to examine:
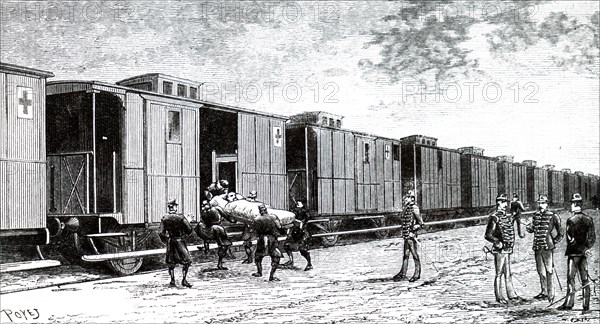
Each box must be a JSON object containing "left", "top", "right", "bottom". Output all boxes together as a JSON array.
[{"left": 211, "top": 151, "right": 237, "bottom": 193}]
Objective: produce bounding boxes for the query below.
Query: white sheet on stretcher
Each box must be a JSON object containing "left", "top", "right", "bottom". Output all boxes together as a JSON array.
[{"left": 210, "top": 195, "right": 295, "bottom": 228}]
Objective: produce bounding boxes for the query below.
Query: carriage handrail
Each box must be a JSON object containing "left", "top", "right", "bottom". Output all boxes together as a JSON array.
[{"left": 48, "top": 151, "right": 94, "bottom": 157}]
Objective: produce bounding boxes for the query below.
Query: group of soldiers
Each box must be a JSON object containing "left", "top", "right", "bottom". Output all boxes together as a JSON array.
[
  {"left": 158, "top": 180, "right": 596, "bottom": 312},
  {"left": 485, "top": 192, "right": 596, "bottom": 311},
  {"left": 159, "top": 180, "right": 313, "bottom": 285}
]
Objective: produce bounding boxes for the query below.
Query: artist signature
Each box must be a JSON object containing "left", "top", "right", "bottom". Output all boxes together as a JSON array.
[{"left": 0, "top": 309, "right": 40, "bottom": 323}]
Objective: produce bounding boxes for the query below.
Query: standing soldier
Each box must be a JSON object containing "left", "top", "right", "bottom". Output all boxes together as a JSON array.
[
  {"left": 484, "top": 193, "right": 522, "bottom": 304},
  {"left": 195, "top": 200, "right": 235, "bottom": 270},
  {"left": 511, "top": 193, "right": 526, "bottom": 238},
  {"left": 393, "top": 190, "right": 424, "bottom": 282},
  {"left": 159, "top": 198, "right": 193, "bottom": 288},
  {"left": 526, "top": 195, "right": 563, "bottom": 303},
  {"left": 283, "top": 198, "right": 313, "bottom": 271},
  {"left": 558, "top": 193, "right": 596, "bottom": 311},
  {"left": 240, "top": 191, "right": 259, "bottom": 264},
  {"left": 252, "top": 204, "right": 284, "bottom": 281}
]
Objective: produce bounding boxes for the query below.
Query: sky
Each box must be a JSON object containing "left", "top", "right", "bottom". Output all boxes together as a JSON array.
[{"left": 1, "top": 0, "right": 599, "bottom": 175}]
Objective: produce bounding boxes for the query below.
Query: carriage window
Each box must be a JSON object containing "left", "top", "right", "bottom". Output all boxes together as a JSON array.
[
  {"left": 336, "top": 119, "right": 341, "bottom": 128},
  {"left": 168, "top": 110, "right": 181, "bottom": 143},
  {"left": 177, "top": 84, "right": 186, "bottom": 97},
  {"left": 393, "top": 144, "right": 400, "bottom": 161},
  {"left": 163, "top": 81, "right": 173, "bottom": 95},
  {"left": 364, "top": 143, "right": 370, "bottom": 163},
  {"left": 437, "top": 150, "right": 443, "bottom": 170},
  {"left": 190, "top": 87, "right": 197, "bottom": 99},
  {"left": 322, "top": 117, "right": 328, "bottom": 125},
  {"left": 329, "top": 118, "right": 335, "bottom": 127}
]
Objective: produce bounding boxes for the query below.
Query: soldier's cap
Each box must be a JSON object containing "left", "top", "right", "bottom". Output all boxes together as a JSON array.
[
  {"left": 496, "top": 193, "right": 508, "bottom": 201},
  {"left": 571, "top": 193, "right": 583, "bottom": 202},
  {"left": 258, "top": 204, "right": 268, "bottom": 214},
  {"left": 512, "top": 193, "right": 519, "bottom": 198},
  {"left": 536, "top": 195, "right": 549, "bottom": 203},
  {"left": 167, "top": 198, "right": 178, "bottom": 206},
  {"left": 249, "top": 190, "right": 257, "bottom": 198},
  {"left": 219, "top": 179, "right": 229, "bottom": 188},
  {"left": 406, "top": 190, "right": 415, "bottom": 198}
]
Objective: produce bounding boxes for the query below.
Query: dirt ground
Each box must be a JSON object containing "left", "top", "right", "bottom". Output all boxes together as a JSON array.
[{"left": 1, "top": 210, "right": 599, "bottom": 323}]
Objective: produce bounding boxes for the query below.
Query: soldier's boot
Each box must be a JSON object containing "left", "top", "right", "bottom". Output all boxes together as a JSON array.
[
  {"left": 203, "top": 242, "right": 210, "bottom": 255},
  {"left": 300, "top": 250, "right": 313, "bottom": 271},
  {"left": 252, "top": 257, "right": 263, "bottom": 277},
  {"left": 181, "top": 265, "right": 192, "bottom": 288},
  {"left": 215, "top": 249, "right": 228, "bottom": 271},
  {"left": 269, "top": 257, "right": 281, "bottom": 282},
  {"left": 242, "top": 246, "right": 253, "bottom": 264},
  {"left": 582, "top": 283, "right": 591, "bottom": 311},
  {"left": 283, "top": 249, "right": 294, "bottom": 267},
  {"left": 394, "top": 256, "right": 409, "bottom": 281},
  {"left": 535, "top": 273, "right": 548, "bottom": 299},
  {"left": 410, "top": 255, "right": 421, "bottom": 282},
  {"left": 168, "top": 268, "right": 176, "bottom": 287}
]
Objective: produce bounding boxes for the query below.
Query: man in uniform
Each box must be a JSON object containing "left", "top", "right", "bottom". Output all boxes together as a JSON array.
[
  {"left": 393, "top": 190, "right": 424, "bottom": 282},
  {"left": 283, "top": 198, "right": 313, "bottom": 271},
  {"left": 558, "top": 193, "right": 596, "bottom": 311},
  {"left": 526, "top": 194, "right": 563, "bottom": 303},
  {"left": 511, "top": 193, "right": 526, "bottom": 238},
  {"left": 159, "top": 198, "right": 193, "bottom": 288},
  {"left": 251, "top": 204, "right": 284, "bottom": 281},
  {"left": 484, "top": 193, "right": 522, "bottom": 304},
  {"left": 240, "top": 191, "right": 259, "bottom": 264},
  {"left": 195, "top": 200, "right": 235, "bottom": 270}
]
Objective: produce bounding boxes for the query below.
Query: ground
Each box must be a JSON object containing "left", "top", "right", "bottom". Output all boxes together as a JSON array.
[{"left": 1, "top": 210, "right": 599, "bottom": 323}]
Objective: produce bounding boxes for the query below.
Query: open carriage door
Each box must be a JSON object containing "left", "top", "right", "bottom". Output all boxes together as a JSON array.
[{"left": 211, "top": 150, "right": 237, "bottom": 193}]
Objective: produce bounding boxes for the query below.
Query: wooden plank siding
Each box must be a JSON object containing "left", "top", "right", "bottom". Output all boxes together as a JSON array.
[
  {"left": 145, "top": 101, "right": 201, "bottom": 224},
  {"left": 418, "top": 147, "right": 461, "bottom": 211},
  {"left": 497, "top": 162, "right": 527, "bottom": 203},
  {"left": 461, "top": 155, "right": 498, "bottom": 208},
  {"left": 526, "top": 167, "right": 549, "bottom": 205},
  {"left": 1, "top": 71, "right": 48, "bottom": 230},
  {"left": 549, "top": 170, "right": 565, "bottom": 206},
  {"left": 237, "top": 113, "right": 287, "bottom": 210}
]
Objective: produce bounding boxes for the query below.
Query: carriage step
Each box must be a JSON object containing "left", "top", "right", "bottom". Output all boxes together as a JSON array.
[
  {"left": 0, "top": 260, "right": 61, "bottom": 273},
  {"left": 306, "top": 219, "right": 330, "bottom": 223},
  {"left": 85, "top": 232, "right": 128, "bottom": 238},
  {"left": 353, "top": 215, "right": 385, "bottom": 220}
]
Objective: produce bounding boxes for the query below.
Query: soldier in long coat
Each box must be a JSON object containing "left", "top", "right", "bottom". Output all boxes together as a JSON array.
[
  {"left": 558, "top": 193, "right": 596, "bottom": 311},
  {"left": 283, "top": 198, "right": 313, "bottom": 271},
  {"left": 510, "top": 193, "right": 526, "bottom": 238},
  {"left": 159, "top": 198, "right": 193, "bottom": 288},
  {"left": 251, "top": 204, "right": 284, "bottom": 281},
  {"left": 393, "top": 191, "right": 424, "bottom": 282},
  {"left": 526, "top": 195, "right": 563, "bottom": 303}
]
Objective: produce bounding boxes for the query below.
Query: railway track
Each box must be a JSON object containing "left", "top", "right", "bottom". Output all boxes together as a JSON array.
[{"left": 0, "top": 209, "right": 559, "bottom": 295}]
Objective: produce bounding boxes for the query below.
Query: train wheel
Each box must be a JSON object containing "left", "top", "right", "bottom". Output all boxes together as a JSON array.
[
  {"left": 373, "top": 217, "right": 389, "bottom": 239},
  {"left": 58, "top": 232, "right": 84, "bottom": 265},
  {"left": 98, "top": 227, "right": 147, "bottom": 275},
  {"left": 320, "top": 220, "right": 341, "bottom": 247}
]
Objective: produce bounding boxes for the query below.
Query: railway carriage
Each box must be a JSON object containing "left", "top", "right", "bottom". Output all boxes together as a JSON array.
[
  {"left": 458, "top": 147, "right": 498, "bottom": 211},
  {"left": 400, "top": 135, "right": 462, "bottom": 220},
  {"left": 548, "top": 167, "right": 565, "bottom": 207},
  {"left": 286, "top": 112, "right": 402, "bottom": 245},
  {"left": 575, "top": 171, "right": 592, "bottom": 206},
  {"left": 523, "top": 160, "right": 549, "bottom": 206},
  {"left": 563, "top": 169, "right": 580, "bottom": 206},
  {"left": 0, "top": 63, "right": 54, "bottom": 252},
  {"left": 496, "top": 156, "right": 527, "bottom": 206}
]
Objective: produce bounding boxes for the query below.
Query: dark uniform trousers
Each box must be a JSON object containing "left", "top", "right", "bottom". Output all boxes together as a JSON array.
[
  {"left": 195, "top": 207, "right": 233, "bottom": 258},
  {"left": 562, "top": 212, "right": 596, "bottom": 309}
]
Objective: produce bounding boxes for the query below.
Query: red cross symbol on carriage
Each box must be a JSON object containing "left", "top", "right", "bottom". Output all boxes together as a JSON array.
[
  {"left": 17, "top": 87, "right": 34, "bottom": 119},
  {"left": 273, "top": 126, "right": 283, "bottom": 147},
  {"left": 385, "top": 145, "right": 391, "bottom": 159}
]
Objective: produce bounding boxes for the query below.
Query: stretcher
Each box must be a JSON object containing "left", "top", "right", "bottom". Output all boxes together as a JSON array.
[{"left": 209, "top": 195, "right": 296, "bottom": 228}]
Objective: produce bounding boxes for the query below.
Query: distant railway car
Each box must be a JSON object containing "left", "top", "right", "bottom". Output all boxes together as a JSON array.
[
  {"left": 287, "top": 112, "right": 402, "bottom": 215},
  {"left": 562, "top": 169, "right": 579, "bottom": 205},
  {"left": 459, "top": 147, "right": 498, "bottom": 209},
  {"left": 575, "top": 171, "right": 591, "bottom": 205},
  {"left": 41, "top": 73, "right": 287, "bottom": 274},
  {"left": 0, "top": 63, "right": 54, "bottom": 245},
  {"left": 496, "top": 156, "right": 527, "bottom": 204},
  {"left": 400, "top": 135, "right": 461, "bottom": 215},
  {"left": 522, "top": 160, "right": 549, "bottom": 206},
  {"left": 547, "top": 167, "right": 565, "bottom": 207}
]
